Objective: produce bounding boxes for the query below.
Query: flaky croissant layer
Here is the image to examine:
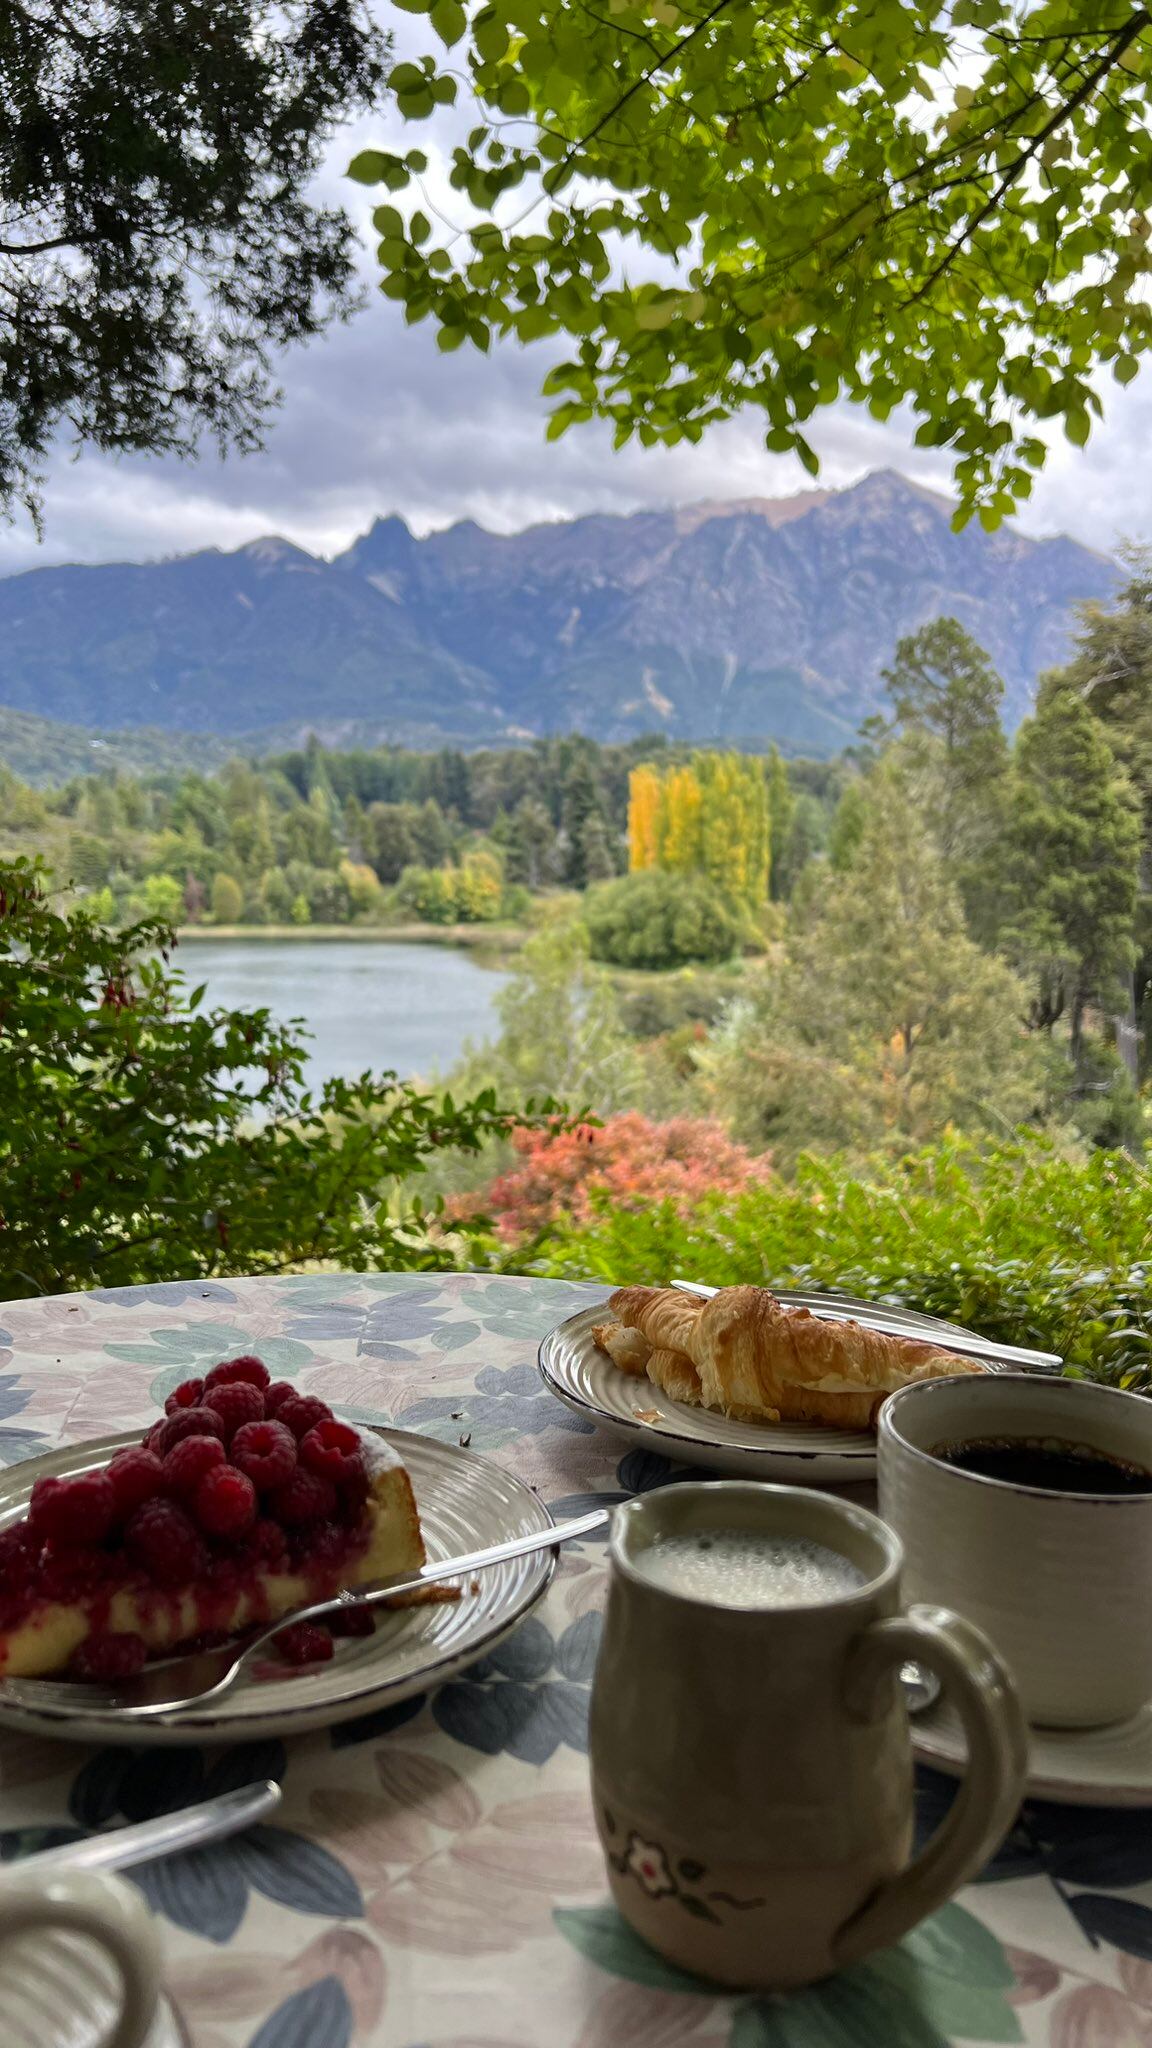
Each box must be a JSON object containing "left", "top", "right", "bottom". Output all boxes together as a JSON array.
[{"left": 594, "top": 1284, "right": 983, "bottom": 1432}]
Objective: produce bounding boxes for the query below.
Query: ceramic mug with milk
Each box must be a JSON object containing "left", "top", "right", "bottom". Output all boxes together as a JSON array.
[
  {"left": 589, "top": 1480, "right": 1026, "bottom": 1991},
  {"left": 0, "top": 1865, "right": 162, "bottom": 2048}
]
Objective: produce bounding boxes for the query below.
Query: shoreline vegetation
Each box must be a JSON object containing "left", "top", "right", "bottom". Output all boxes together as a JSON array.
[{"left": 175, "top": 920, "right": 530, "bottom": 950}]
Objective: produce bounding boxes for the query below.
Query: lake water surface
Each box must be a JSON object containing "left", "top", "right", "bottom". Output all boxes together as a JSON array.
[{"left": 177, "top": 939, "right": 509, "bottom": 1090}]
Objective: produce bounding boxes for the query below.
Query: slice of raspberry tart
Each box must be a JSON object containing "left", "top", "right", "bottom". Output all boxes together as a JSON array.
[{"left": 0, "top": 1358, "right": 425, "bottom": 1680}]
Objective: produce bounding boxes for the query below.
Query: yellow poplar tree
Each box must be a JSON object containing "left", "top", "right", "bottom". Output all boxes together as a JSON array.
[
  {"left": 626, "top": 754, "right": 770, "bottom": 908},
  {"left": 627, "top": 765, "right": 662, "bottom": 873}
]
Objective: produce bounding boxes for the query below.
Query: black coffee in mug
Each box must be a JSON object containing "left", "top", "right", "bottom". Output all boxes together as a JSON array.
[{"left": 932, "top": 1435, "right": 1152, "bottom": 1496}]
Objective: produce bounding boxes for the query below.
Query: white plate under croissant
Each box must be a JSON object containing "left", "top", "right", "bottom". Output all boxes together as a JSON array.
[{"left": 538, "top": 1286, "right": 1003, "bottom": 1483}]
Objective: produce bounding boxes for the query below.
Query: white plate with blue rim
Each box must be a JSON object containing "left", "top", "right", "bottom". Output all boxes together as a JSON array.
[{"left": 537, "top": 1292, "right": 1047, "bottom": 1485}]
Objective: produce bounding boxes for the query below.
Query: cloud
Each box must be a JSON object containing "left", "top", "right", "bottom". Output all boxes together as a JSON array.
[{"left": 1, "top": 44, "right": 1149, "bottom": 577}]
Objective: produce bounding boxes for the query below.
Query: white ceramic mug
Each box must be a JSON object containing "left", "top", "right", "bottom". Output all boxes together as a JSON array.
[
  {"left": 0, "top": 1867, "right": 162, "bottom": 2048},
  {"left": 879, "top": 1372, "right": 1152, "bottom": 1728}
]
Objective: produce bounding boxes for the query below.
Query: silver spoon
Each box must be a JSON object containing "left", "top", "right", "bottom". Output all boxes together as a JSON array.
[
  {"left": 9, "top": 1781, "right": 282, "bottom": 1878},
  {"left": 0, "top": 1508, "right": 609, "bottom": 1722}
]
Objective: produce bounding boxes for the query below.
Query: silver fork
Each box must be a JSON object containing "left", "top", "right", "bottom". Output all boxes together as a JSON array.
[{"left": 0, "top": 1508, "right": 608, "bottom": 1722}]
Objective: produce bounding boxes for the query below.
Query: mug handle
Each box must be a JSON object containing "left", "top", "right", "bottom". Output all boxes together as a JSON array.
[
  {"left": 0, "top": 1868, "right": 162, "bottom": 2048},
  {"left": 832, "top": 1601, "right": 1028, "bottom": 1971}
]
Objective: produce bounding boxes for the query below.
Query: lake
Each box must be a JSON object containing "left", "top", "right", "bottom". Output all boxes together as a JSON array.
[{"left": 175, "top": 939, "right": 509, "bottom": 1089}]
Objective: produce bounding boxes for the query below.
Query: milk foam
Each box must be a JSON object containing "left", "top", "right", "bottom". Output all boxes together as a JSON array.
[{"left": 634, "top": 1529, "right": 867, "bottom": 1608}]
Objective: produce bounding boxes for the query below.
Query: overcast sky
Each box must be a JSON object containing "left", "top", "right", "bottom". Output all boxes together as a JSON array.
[{"left": 2, "top": 34, "right": 1149, "bottom": 577}]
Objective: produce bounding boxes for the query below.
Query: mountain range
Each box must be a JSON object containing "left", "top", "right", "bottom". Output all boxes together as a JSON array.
[{"left": 0, "top": 470, "right": 1118, "bottom": 757}]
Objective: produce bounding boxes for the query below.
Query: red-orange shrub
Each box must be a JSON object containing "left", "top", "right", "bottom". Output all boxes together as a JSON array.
[{"left": 467, "top": 1113, "right": 771, "bottom": 1242}]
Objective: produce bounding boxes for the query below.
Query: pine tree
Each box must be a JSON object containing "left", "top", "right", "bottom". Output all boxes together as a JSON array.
[
  {"left": 1003, "top": 680, "right": 1140, "bottom": 1072},
  {"left": 880, "top": 618, "right": 1009, "bottom": 939}
]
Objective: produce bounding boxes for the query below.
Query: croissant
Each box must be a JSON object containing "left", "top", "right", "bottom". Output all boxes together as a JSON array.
[
  {"left": 602, "top": 1284, "right": 983, "bottom": 1431},
  {"left": 592, "top": 1319, "right": 704, "bottom": 1406}
]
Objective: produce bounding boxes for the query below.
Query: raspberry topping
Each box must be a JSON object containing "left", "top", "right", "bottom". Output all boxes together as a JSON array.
[
  {"left": 205, "top": 1355, "right": 271, "bottom": 1392},
  {"left": 268, "top": 1469, "right": 337, "bottom": 1526},
  {"left": 306, "top": 1519, "right": 351, "bottom": 1570},
  {"left": 164, "top": 1435, "right": 226, "bottom": 1499},
  {"left": 299, "top": 1420, "right": 364, "bottom": 1490},
  {"left": 193, "top": 1466, "right": 257, "bottom": 1538},
  {"left": 263, "top": 1381, "right": 297, "bottom": 1419},
  {"left": 329, "top": 1604, "right": 375, "bottom": 1638},
  {"left": 70, "top": 1632, "right": 148, "bottom": 1681},
  {"left": 28, "top": 1472, "right": 116, "bottom": 1547},
  {"left": 231, "top": 1420, "right": 296, "bottom": 1491},
  {"left": 273, "top": 1621, "right": 334, "bottom": 1666},
  {"left": 125, "top": 1501, "right": 207, "bottom": 1586},
  {"left": 155, "top": 1407, "right": 225, "bottom": 1458},
  {"left": 247, "top": 1517, "right": 290, "bottom": 1565},
  {"left": 38, "top": 1542, "right": 113, "bottom": 1600},
  {"left": 106, "top": 1447, "right": 166, "bottom": 1521},
  {"left": 207, "top": 1382, "right": 265, "bottom": 1441},
  {"left": 164, "top": 1378, "right": 205, "bottom": 1416},
  {"left": 276, "top": 1395, "right": 333, "bottom": 1442}
]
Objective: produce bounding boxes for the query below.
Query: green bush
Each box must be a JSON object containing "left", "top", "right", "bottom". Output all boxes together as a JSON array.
[
  {"left": 584, "top": 871, "right": 745, "bottom": 970},
  {"left": 536, "top": 1135, "right": 1152, "bottom": 1388},
  {"left": 0, "top": 859, "right": 539, "bottom": 1298}
]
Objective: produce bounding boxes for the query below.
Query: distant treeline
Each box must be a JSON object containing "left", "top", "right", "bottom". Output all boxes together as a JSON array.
[{"left": 0, "top": 732, "right": 846, "bottom": 929}]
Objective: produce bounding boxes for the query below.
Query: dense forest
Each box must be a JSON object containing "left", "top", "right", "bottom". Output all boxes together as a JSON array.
[
  {"left": 0, "top": 725, "right": 843, "bottom": 932},
  {"left": 3, "top": 570, "right": 1151, "bottom": 1179}
]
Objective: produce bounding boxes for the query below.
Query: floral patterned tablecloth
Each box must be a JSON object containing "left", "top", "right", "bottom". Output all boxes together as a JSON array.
[{"left": 1, "top": 1270, "right": 1151, "bottom": 2048}]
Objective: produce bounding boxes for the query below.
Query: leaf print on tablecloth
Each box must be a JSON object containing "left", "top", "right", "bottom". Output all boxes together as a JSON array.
[
  {"left": 1003, "top": 1948, "right": 1062, "bottom": 2004},
  {"left": 233, "top": 1826, "right": 364, "bottom": 1919},
  {"left": 572, "top": 1978, "right": 726, "bottom": 2048},
  {"left": 313, "top": 1751, "right": 483, "bottom": 1878},
  {"left": 1068, "top": 1894, "right": 1152, "bottom": 1960},
  {"left": 1048, "top": 1982, "right": 1151, "bottom": 2048},
  {"left": 92, "top": 1282, "right": 238, "bottom": 1307},
  {"left": 283, "top": 1929, "right": 386, "bottom": 2035},
  {"left": 246, "top": 1976, "right": 353, "bottom": 2048},
  {"left": 329, "top": 1690, "right": 426, "bottom": 1750},
  {"left": 1027, "top": 1801, "right": 1152, "bottom": 1890},
  {"left": 554, "top": 1905, "right": 715, "bottom": 1994},
  {"left": 366, "top": 1788, "right": 603, "bottom": 1957},
  {"left": 432, "top": 1613, "right": 598, "bottom": 1762},
  {"left": 132, "top": 1840, "right": 250, "bottom": 1943}
]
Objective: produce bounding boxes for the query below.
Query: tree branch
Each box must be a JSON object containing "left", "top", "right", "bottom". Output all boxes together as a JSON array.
[{"left": 904, "top": 10, "right": 1151, "bottom": 308}]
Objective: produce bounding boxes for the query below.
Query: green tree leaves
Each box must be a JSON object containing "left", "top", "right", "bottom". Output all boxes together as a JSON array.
[{"left": 354, "top": 0, "right": 1152, "bottom": 519}]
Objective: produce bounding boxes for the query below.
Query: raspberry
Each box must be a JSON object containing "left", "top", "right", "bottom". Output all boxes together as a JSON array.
[
  {"left": 277, "top": 1395, "right": 333, "bottom": 1442},
  {"left": 207, "top": 1383, "right": 265, "bottom": 1441},
  {"left": 0, "top": 1524, "right": 36, "bottom": 1581},
  {"left": 329, "top": 1604, "right": 375, "bottom": 1639},
  {"left": 231, "top": 1420, "right": 296, "bottom": 1491},
  {"left": 193, "top": 1466, "right": 257, "bottom": 1538},
  {"left": 268, "top": 1469, "right": 337, "bottom": 1526},
  {"left": 204, "top": 1355, "right": 270, "bottom": 1392},
  {"left": 39, "top": 1542, "right": 112, "bottom": 1600},
  {"left": 164, "top": 1435, "right": 226, "bottom": 1499},
  {"left": 305, "top": 1519, "right": 350, "bottom": 1570},
  {"left": 155, "top": 1408, "right": 225, "bottom": 1458},
  {"left": 70, "top": 1632, "right": 148, "bottom": 1681},
  {"left": 299, "top": 1420, "right": 364, "bottom": 1491},
  {"left": 273, "top": 1621, "right": 334, "bottom": 1666},
  {"left": 125, "top": 1501, "right": 207, "bottom": 1586},
  {"left": 264, "top": 1381, "right": 297, "bottom": 1418},
  {"left": 108, "top": 1448, "right": 167, "bottom": 1521},
  {"left": 248, "top": 1517, "right": 289, "bottom": 1566},
  {"left": 28, "top": 1472, "right": 116, "bottom": 1547},
  {"left": 164, "top": 1377, "right": 205, "bottom": 1416}
]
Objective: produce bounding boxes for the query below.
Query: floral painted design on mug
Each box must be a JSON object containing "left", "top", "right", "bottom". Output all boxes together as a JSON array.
[{"left": 603, "top": 1809, "right": 764, "bottom": 1924}]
